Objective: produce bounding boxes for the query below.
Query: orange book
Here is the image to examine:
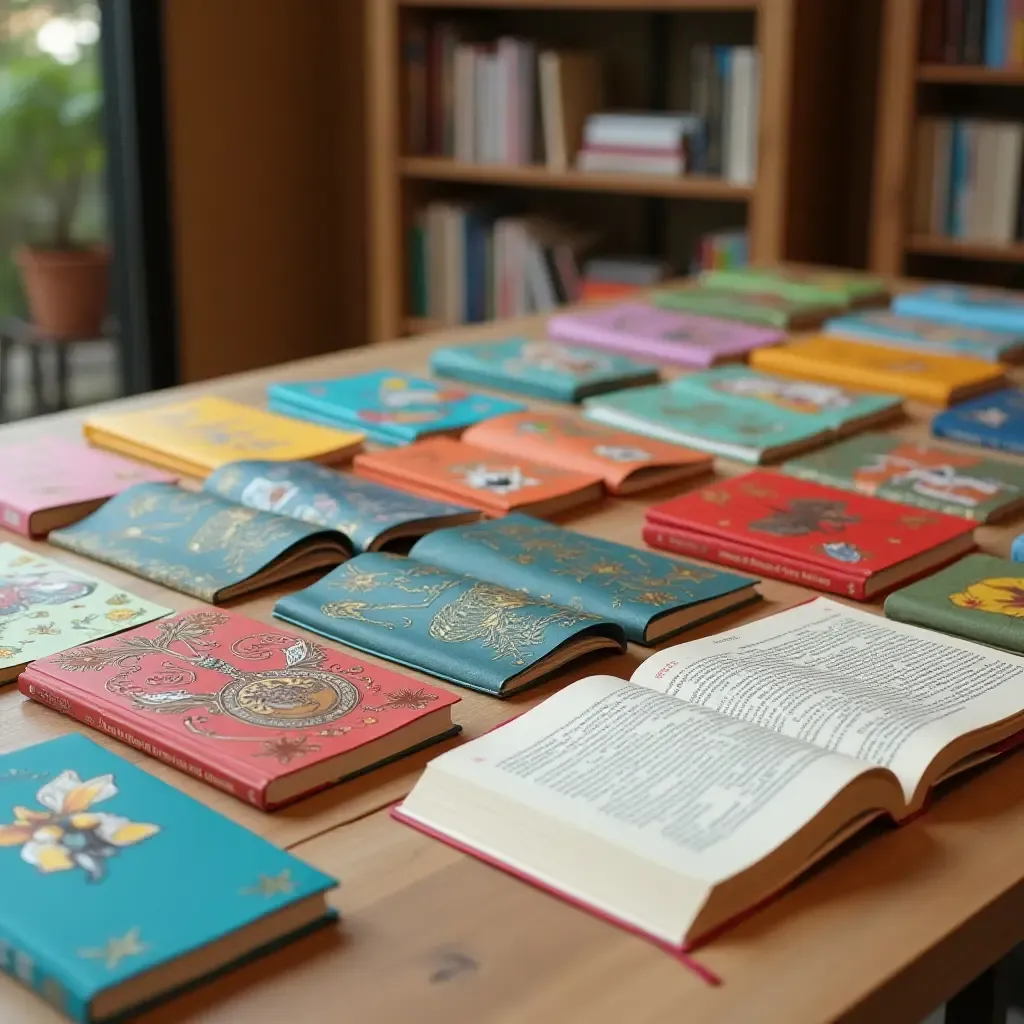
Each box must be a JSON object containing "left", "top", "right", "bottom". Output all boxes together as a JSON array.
[
  {"left": 463, "top": 410, "right": 712, "bottom": 495},
  {"left": 750, "top": 335, "right": 1005, "bottom": 406},
  {"left": 353, "top": 437, "right": 604, "bottom": 517}
]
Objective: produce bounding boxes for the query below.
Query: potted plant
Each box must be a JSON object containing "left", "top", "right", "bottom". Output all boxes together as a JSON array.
[{"left": 0, "top": 48, "right": 107, "bottom": 337}]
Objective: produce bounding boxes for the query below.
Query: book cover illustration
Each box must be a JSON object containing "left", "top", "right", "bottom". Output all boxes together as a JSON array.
[
  {"left": 652, "top": 285, "right": 835, "bottom": 329},
  {"left": 546, "top": 301, "right": 783, "bottom": 367},
  {"left": 50, "top": 483, "right": 348, "bottom": 602},
  {"left": 204, "top": 460, "right": 478, "bottom": 552},
  {"left": 275, "top": 552, "right": 626, "bottom": 696},
  {"left": 893, "top": 284, "right": 1024, "bottom": 333},
  {"left": 267, "top": 371, "right": 525, "bottom": 444},
  {"left": 932, "top": 388, "right": 1024, "bottom": 454},
  {"left": 429, "top": 337, "right": 659, "bottom": 401},
  {"left": 0, "top": 543, "right": 169, "bottom": 680},
  {"left": 0, "top": 734, "right": 336, "bottom": 1022},
  {"left": 783, "top": 433, "right": 1024, "bottom": 523},
  {"left": 84, "top": 396, "right": 363, "bottom": 477},
  {"left": 701, "top": 267, "right": 887, "bottom": 305},
  {"left": 22, "top": 609, "right": 460, "bottom": 807}
]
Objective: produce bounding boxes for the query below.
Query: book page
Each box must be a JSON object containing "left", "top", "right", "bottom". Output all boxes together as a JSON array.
[{"left": 636, "top": 598, "right": 1024, "bottom": 801}]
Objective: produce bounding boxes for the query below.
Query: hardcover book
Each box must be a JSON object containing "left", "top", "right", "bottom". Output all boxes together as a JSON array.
[
  {"left": 49, "top": 483, "right": 351, "bottom": 603},
  {"left": 0, "top": 734, "right": 337, "bottom": 1022},
  {"left": 750, "top": 335, "right": 1006, "bottom": 406},
  {"left": 931, "top": 387, "right": 1024, "bottom": 454},
  {"left": 0, "top": 543, "right": 170, "bottom": 684},
  {"left": 396, "top": 598, "right": 1024, "bottom": 952},
  {"left": 267, "top": 371, "right": 525, "bottom": 445},
  {"left": 546, "top": 302, "right": 783, "bottom": 367},
  {"left": 84, "top": 396, "right": 363, "bottom": 478},
  {"left": 203, "top": 460, "right": 479, "bottom": 551},
  {"left": 428, "top": 337, "right": 659, "bottom": 402},
  {"left": 0, "top": 438, "right": 176, "bottom": 537},
  {"left": 652, "top": 284, "right": 838, "bottom": 330},
  {"left": 274, "top": 552, "right": 627, "bottom": 696},
  {"left": 461, "top": 410, "right": 712, "bottom": 494},
  {"left": 885, "top": 552, "right": 1024, "bottom": 654},
  {"left": 782, "top": 433, "right": 1024, "bottom": 523},
  {"left": 893, "top": 284, "right": 1024, "bottom": 334},
  {"left": 700, "top": 266, "right": 888, "bottom": 307},
  {"left": 20, "top": 609, "right": 460, "bottom": 809},
  {"left": 353, "top": 436, "right": 604, "bottom": 517},
  {"left": 643, "top": 471, "right": 976, "bottom": 600},
  {"left": 825, "top": 310, "right": 1024, "bottom": 363}
]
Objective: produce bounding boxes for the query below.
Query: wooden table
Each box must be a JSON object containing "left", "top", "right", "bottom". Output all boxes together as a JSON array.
[{"left": 4, "top": 303, "right": 1024, "bottom": 1024}]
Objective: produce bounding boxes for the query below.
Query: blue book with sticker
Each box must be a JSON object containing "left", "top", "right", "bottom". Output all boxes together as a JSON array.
[
  {"left": 932, "top": 387, "right": 1024, "bottom": 454},
  {"left": 0, "top": 734, "right": 337, "bottom": 1023},
  {"left": 430, "top": 337, "right": 659, "bottom": 402},
  {"left": 894, "top": 285, "right": 1024, "bottom": 335},
  {"left": 267, "top": 371, "right": 525, "bottom": 445}
]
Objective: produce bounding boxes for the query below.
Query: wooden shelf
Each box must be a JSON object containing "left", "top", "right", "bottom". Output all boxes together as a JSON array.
[
  {"left": 917, "top": 63, "right": 1024, "bottom": 85},
  {"left": 403, "top": 316, "right": 444, "bottom": 334},
  {"left": 906, "top": 234, "right": 1024, "bottom": 263},
  {"left": 398, "top": 0, "right": 758, "bottom": 9},
  {"left": 400, "top": 157, "right": 753, "bottom": 200}
]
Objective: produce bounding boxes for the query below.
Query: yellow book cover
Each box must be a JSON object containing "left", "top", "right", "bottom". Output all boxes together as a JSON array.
[
  {"left": 84, "top": 396, "right": 364, "bottom": 478},
  {"left": 750, "top": 335, "right": 1005, "bottom": 406}
]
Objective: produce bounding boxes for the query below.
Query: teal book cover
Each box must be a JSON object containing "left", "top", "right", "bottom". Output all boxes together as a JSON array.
[
  {"left": 409, "top": 514, "right": 758, "bottom": 643},
  {"left": 0, "top": 734, "right": 337, "bottom": 1023},
  {"left": 267, "top": 370, "right": 525, "bottom": 445},
  {"left": 274, "top": 552, "right": 626, "bottom": 696},
  {"left": 204, "top": 459, "right": 479, "bottom": 552},
  {"left": 50, "top": 483, "right": 349, "bottom": 603},
  {"left": 429, "top": 337, "right": 659, "bottom": 402}
]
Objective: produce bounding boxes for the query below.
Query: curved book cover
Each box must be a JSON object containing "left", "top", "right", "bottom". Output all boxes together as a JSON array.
[{"left": 931, "top": 388, "right": 1024, "bottom": 454}]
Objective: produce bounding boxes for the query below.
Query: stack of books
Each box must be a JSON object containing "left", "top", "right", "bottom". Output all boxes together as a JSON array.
[
  {"left": 576, "top": 111, "right": 703, "bottom": 176},
  {"left": 920, "top": 0, "right": 1024, "bottom": 67},
  {"left": 692, "top": 228, "right": 749, "bottom": 272},
  {"left": 578, "top": 255, "right": 671, "bottom": 302}
]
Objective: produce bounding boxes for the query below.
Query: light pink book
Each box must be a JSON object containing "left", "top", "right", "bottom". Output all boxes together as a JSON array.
[
  {"left": 0, "top": 437, "right": 177, "bottom": 536},
  {"left": 547, "top": 302, "right": 784, "bottom": 367}
]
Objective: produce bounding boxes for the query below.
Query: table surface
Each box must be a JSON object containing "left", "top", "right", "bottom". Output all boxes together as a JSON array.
[{"left": 5, "top": 291, "right": 1024, "bottom": 1024}]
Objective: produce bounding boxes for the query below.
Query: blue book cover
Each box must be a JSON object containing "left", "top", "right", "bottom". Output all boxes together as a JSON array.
[
  {"left": 894, "top": 285, "right": 1024, "bottom": 335},
  {"left": 268, "top": 371, "right": 525, "bottom": 445},
  {"left": 948, "top": 122, "right": 967, "bottom": 237},
  {"left": 274, "top": 552, "right": 626, "bottom": 696},
  {"left": 0, "top": 734, "right": 336, "bottom": 1023},
  {"left": 932, "top": 387, "right": 1024, "bottom": 454},
  {"left": 409, "top": 514, "right": 758, "bottom": 643},
  {"left": 986, "top": 0, "right": 1007, "bottom": 66},
  {"left": 430, "top": 337, "right": 660, "bottom": 402}
]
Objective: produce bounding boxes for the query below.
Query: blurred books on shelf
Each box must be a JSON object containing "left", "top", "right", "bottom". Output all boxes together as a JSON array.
[
  {"left": 693, "top": 229, "right": 749, "bottom": 272},
  {"left": 576, "top": 112, "right": 702, "bottom": 176},
  {"left": 578, "top": 257, "right": 671, "bottom": 302},
  {"left": 920, "top": 0, "right": 1024, "bottom": 67}
]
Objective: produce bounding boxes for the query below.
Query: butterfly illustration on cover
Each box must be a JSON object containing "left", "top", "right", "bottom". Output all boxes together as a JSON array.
[{"left": 749, "top": 499, "right": 860, "bottom": 537}]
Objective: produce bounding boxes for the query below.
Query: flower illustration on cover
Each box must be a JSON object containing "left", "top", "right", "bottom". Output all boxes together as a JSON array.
[
  {"left": 460, "top": 464, "right": 540, "bottom": 495},
  {"left": 593, "top": 444, "right": 651, "bottom": 463},
  {"left": 949, "top": 577, "right": 1024, "bottom": 617},
  {"left": 0, "top": 770, "right": 159, "bottom": 882}
]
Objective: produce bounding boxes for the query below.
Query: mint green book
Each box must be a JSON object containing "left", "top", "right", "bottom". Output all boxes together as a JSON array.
[{"left": 700, "top": 267, "right": 888, "bottom": 307}]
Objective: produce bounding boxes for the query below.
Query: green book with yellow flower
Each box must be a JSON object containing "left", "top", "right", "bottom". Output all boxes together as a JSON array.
[{"left": 884, "top": 553, "right": 1024, "bottom": 654}]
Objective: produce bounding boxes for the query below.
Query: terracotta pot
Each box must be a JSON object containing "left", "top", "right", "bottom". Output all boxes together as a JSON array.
[{"left": 13, "top": 244, "right": 111, "bottom": 339}]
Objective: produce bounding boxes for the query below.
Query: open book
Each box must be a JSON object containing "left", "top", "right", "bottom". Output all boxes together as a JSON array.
[{"left": 396, "top": 598, "right": 1024, "bottom": 949}]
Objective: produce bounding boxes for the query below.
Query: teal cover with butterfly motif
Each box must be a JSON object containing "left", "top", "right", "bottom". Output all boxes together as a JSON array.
[
  {"left": 0, "top": 734, "right": 336, "bottom": 1022},
  {"left": 274, "top": 552, "right": 626, "bottom": 696}
]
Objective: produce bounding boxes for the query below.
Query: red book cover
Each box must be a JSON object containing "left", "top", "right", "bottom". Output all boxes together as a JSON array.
[
  {"left": 644, "top": 471, "right": 976, "bottom": 600},
  {"left": 19, "top": 609, "right": 460, "bottom": 809}
]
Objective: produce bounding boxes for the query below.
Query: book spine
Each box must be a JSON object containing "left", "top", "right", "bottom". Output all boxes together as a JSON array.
[
  {"left": 921, "top": 0, "right": 948, "bottom": 61},
  {"left": 0, "top": 921, "right": 89, "bottom": 1022},
  {"left": 985, "top": 0, "right": 1007, "bottom": 63},
  {"left": 964, "top": 0, "right": 987, "bottom": 62},
  {"left": 641, "top": 524, "right": 868, "bottom": 599},
  {"left": 404, "top": 22, "right": 429, "bottom": 154},
  {"left": 20, "top": 674, "right": 268, "bottom": 810},
  {"left": 946, "top": 0, "right": 966, "bottom": 61}
]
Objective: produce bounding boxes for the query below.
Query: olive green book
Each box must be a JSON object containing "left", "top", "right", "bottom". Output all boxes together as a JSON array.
[
  {"left": 651, "top": 285, "right": 836, "bottom": 330},
  {"left": 700, "top": 268, "right": 888, "bottom": 308},
  {"left": 884, "top": 553, "right": 1024, "bottom": 654}
]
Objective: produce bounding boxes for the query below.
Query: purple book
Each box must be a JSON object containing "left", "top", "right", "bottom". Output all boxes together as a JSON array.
[{"left": 546, "top": 302, "right": 784, "bottom": 367}]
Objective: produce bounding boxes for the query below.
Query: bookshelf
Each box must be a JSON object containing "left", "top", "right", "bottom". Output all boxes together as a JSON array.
[{"left": 367, "top": 0, "right": 862, "bottom": 343}]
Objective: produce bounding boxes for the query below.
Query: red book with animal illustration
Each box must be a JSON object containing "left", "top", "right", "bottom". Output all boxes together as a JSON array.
[
  {"left": 643, "top": 471, "right": 976, "bottom": 600},
  {"left": 19, "top": 608, "right": 460, "bottom": 809}
]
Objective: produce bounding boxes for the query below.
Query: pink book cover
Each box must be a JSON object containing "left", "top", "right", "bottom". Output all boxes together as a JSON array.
[
  {"left": 547, "top": 302, "right": 784, "bottom": 367},
  {"left": 0, "top": 437, "right": 177, "bottom": 536}
]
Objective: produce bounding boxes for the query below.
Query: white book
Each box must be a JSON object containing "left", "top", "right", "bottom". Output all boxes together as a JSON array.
[
  {"left": 584, "top": 111, "right": 703, "bottom": 149},
  {"left": 990, "top": 124, "right": 1024, "bottom": 244}
]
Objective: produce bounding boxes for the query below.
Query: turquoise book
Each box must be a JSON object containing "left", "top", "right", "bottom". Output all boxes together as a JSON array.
[
  {"left": 274, "top": 551, "right": 628, "bottom": 696},
  {"left": 267, "top": 371, "right": 525, "bottom": 445},
  {"left": 429, "top": 337, "right": 660, "bottom": 402},
  {"left": 0, "top": 734, "right": 337, "bottom": 1023},
  {"left": 204, "top": 459, "right": 479, "bottom": 552}
]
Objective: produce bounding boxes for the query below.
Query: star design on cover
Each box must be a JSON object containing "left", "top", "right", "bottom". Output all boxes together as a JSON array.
[
  {"left": 968, "top": 407, "right": 1009, "bottom": 428},
  {"left": 241, "top": 869, "right": 296, "bottom": 897},
  {"left": 78, "top": 927, "right": 147, "bottom": 969}
]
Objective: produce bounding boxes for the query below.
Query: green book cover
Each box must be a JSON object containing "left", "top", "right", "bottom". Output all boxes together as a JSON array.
[
  {"left": 884, "top": 553, "right": 1024, "bottom": 654},
  {"left": 651, "top": 285, "right": 833, "bottom": 329},
  {"left": 701, "top": 267, "right": 887, "bottom": 306},
  {"left": 782, "top": 433, "right": 1024, "bottom": 523}
]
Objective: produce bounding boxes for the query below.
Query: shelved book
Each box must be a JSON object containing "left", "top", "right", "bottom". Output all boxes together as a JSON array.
[
  {"left": 267, "top": 371, "right": 524, "bottom": 445},
  {"left": 429, "top": 337, "right": 659, "bottom": 402},
  {"left": 652, "top": 284, "right": 837, "bottom": 330},
  {"left": 462, "top": 410, "right": 712, "bottom": 495},
  {"left": 576, "top": 111, "right": 704, "bottom": 176},
  {"left": 782, "top": 433, "right": 1024, "bottom": 523},
  {"left": 643, "top": 471, "right": 976, "bottom": 600},
  {"left": 546, "top": 302, "right": 783, "bottom": 367},
  {"left": 396, "top": 598, "right": 1024, "bottom": 952},
  {"left": 893, "top": 285, "right": 1024, "bottom": 334},
  {"left": 920, "top": 0, "right": 1024, "bottom": 67},
  {"left": 0, "top": 734, "right": 337, "bottom": 1023},
  {"left": 20, "top": 609, "right": 460, "bottom": 809},
  {"left": 203, "top": 460, "right": 479, "bottom": 550},
  {"left": 931, "top": 387, "right": 1024, "bottom": 453},
  {"left": 824, "top": 310, "right": 1024, "bottom": 363},
  {"left": 0, "top": 543, "right": 170, "bottom": 684},
  {"left": 750, "top": 335, "right": 1006, "bottom": 406},
  {"left": 353, "top": 437, "right": 603, "bottom": 517},
  {"left": 50, "top": 483, "right": 351, "bottom": 603},
  {"left": 84, "top": 396, "right": 363, "bottom": 478},
  {"left": 700, "top": 267, "right": 888, "bottom": 308}
]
